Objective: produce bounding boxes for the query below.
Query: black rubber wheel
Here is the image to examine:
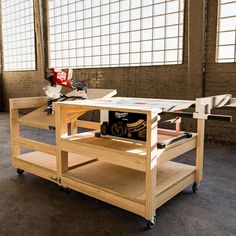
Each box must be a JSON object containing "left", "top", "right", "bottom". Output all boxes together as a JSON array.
[
  {"left": 16, "top": 168, "right": 24, "bottom": 175},
  {"left": 60, "top": 187, "right": 72, "bottom": 194},
  {"left": 192, "top": 183, "right": 199, "bottom": 193},
  {"left": 146, "top": 217, "right": 156, "bottom": 229}
]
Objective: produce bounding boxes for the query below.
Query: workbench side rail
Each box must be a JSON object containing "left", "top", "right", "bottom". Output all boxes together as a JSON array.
[
  {"left": 145, "top": 111, "right": 158, "bottom": 220},
  {"left": 195, "top": 119, "right": 205, "bottom": 183},
  {"left": 9, "top": 96, "right": 47, "bottom": 109},
  {"left": 9, "top": 100, "right": 20, "bottom": 166}
]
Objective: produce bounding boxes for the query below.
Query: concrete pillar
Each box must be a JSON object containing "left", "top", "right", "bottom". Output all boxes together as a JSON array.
[{"left": 187, "top": 0, "right": 206, "bottom": 99}]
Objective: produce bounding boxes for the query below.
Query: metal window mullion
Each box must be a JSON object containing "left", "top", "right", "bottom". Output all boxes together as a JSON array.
[{"left": 164, "top": 0, "right": 167, "bottom": 64}]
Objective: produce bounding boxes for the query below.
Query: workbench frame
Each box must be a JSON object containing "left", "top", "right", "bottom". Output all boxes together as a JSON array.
[
  {"left": 9, "top": 96, "right": 205, "bottom": 228},
  {"left": 54, "top": 102, "right": 205, "bottom": 225}
]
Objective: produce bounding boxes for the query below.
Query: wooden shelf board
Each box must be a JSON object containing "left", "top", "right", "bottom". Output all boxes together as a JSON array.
[
  {"left": 16, "top": 151, "right": 96, "bottom": 172},
  {"left": 63, "top": 161, "right": 195, "bottom": 204},
  {"left": 62, "top": 132, "right": 147, "bottom": 155},
  {"left": 18, "top": 106, "right": 55, "bottom": 129}
]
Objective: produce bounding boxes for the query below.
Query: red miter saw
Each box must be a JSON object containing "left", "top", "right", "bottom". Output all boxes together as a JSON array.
[{"left": 44, "top": 68, "right": 87, "bottom": 115}]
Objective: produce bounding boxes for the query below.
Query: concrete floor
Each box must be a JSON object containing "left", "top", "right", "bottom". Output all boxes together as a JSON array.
[{"left": 0, "top": 112, "right": 235, "bottom": 236}]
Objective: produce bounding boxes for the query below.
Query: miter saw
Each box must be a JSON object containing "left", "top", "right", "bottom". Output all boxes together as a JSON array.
[{"left": 44, "top": 68, "right": 87, "bottom": 115}]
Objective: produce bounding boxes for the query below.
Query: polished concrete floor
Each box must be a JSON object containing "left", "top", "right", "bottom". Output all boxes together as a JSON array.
[{"left": 0, "top": 112, "right": 235, "bottom": 236}]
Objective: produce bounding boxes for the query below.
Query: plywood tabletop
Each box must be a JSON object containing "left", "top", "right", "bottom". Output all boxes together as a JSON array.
[{"left": 59, "top": 97, "right": 195, "bottom": 113}]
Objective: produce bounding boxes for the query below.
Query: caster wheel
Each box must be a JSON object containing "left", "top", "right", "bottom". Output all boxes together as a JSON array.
[
  {"left": 60, "top": 187, "right": 72, "bottom": 194},
  {"left": 17, "top": 168, "right": 24, "bottom": 175},
  {"left": 192, "top": 183, "right": 199, "bottom": 193},
  {"left": 146, "top": 217, "right": 156, "bottom": 229}
]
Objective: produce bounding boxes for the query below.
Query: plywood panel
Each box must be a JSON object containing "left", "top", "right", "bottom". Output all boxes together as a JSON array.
[
  {"left": 17, "top": 151, "right": 96, "bottom": 172},
  {"left": 64, "top": 161, "right": 195, "bottom": 204}
]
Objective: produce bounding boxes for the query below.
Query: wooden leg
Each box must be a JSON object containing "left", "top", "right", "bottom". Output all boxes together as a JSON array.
[
  {"left": 10, "top": 102, "right": 20, "bottom": 166},
  {"left": 195, "top": 119, "right": 205, "bottom": 183},
  {"left": 145, "top": 112, "right": 158, "bottom": 220},
  {"left": 71, "top": 119, "right": 78, "bottom": 135},
  {"left": 55, "top": 104, "right": 68, "bottom": 176}
]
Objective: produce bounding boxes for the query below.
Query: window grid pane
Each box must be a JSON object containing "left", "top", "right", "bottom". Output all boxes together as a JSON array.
[
  {"left": 48, "top": 0, "right": 184, "bottom": 68},
  {"left": 216, "top": 0, "right": 236, "bottom": 63},
  {"left": 1, "top": 0, "right": 36, "bottom": 71}
]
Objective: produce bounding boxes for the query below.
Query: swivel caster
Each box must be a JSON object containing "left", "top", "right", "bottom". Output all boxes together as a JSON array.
[
  {"left": 192, "top": 183, "right": 199, "bottom": 193},
  {"left": 16, "top": 168, "right": 24, "bottom": 175},
  {"left": 60, "top": 187, "right": 72, "bottom": 194},
  {"left": 146, "top": 216, "right": 156, "bottom": 229}
]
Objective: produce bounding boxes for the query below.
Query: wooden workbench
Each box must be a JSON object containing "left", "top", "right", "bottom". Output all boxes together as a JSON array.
[{"left": 10, "top": 95, "right": 209, "bottom": 229}]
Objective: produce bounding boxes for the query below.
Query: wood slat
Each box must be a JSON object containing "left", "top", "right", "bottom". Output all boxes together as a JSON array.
[
  {"left": 63, "top": 161, "right": 195, "bottom": 206},
  {"left": 13, "top": 137, "right": 56, "bottom": 156}
]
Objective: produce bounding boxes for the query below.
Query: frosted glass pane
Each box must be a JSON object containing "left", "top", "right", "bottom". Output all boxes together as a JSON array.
[
  {"left": 153, "top": 39, "right": 165, "bottom": 50},
  {"left": 120, "top": 33, "right": 129, "bottom": 43},
  {"left": 101, "top": 25, "right": 109, "bottom": 35},
  {"left": 220, "top": 2, "right": 236, "bottom": 17},
  {"left": 154, "top": 3, "right": 165, "bottom": 15},
  {"left": 111, "top": 55, "right": 119, "bottom": 64},
  {"left": 166, "top": 13, "right": 179, "bottom": 25},
  {"left": 101, "top": 35, "right": 109, "bottom": 44},
  {"left": 110, "top": 23, "right": 119, "bottom": 34},
  {"left": 142, "top": 29, "right": 152, "bottom": 40},
  {"left": 153, "top": 15, "right": 165, "bottom": 27},
  {"left": 219, "top": 31, "right": 236, "bottom": 45},
  {"left": 141, "top": 52, "right": 152, "bottom": 63},
  {"left": 142, "top": 6, "right": 152, "bottom": 18},
  {"left": 131, "top": 8, "right": 141, "bottom": 20},
  {"left": 110, "top": 34, "right": 119, "bottom": 44},
  {"left": 120, "top": 54, "right": 129, "bottom": 64},
  {"left": 130, "top": 20, "right": 141, "bottom": 30},
  {"left": 166, "top": 38, "right": 178, "bottom": 49},
  {"left": 154, "top": 28, "right": 165, "bottom": 39},
  {"left": 130, "top": 42, "right": 141, "bottom": 52},
  {"left": 130, "top": 53, "right": 140, "bottom": 63},
  {"left": 101, "top": 45, "right": 109, "bottom": 54},
  {"left": 92, "top": 7, "right": 100, "bottom": 17},
  {"left": 219, "top": 17, "right": 236, "bottom": 31},
  {"left": 218, "top": 45, "right": 235, "bottom": 59},
  {"left": 120, "top": 22, "right": 129, "bottom": 32},
  {"left": 93, "top": 56, "right": 101, "bottom": 65},
  {"left": 120, "top": 11, "right": 129, "bottom": 22},
  {"left": 111, "top": 44, "right": 119, "bottom": 54},
  {"left": 142, "top": 17, "right": 152, "bottom": 29},
  {"left": 120, "top": 43, "right": 129, "bottom": 53},
  {"left": 120, "top": 0, "right": 129, "bottom": 11},
  {"left": 166, "top": 25, "right": 179, "bottom": 37},
  {"left": 166, "top": 50, "right": 178, "bottom": 62},
  {"left": 167, "top": 0, "right": 179, "bottom": 13},
  {"left": 130, "top": 31, "right": 141, "bottom": 41},
  {"left": 142, "top": 41, "right": 152, "bottom": 51},
  {"left": 101, "top": 55, "right": 109, "bottom": 64},
  {"left": 110, "top": 2, "right": 119, "bottom": 13},
  {"left": 111, "top": 13, "right": 119, "bottom": 23},
  {"left": 131, "top": 0, "right": 141, "bottom": 8}
]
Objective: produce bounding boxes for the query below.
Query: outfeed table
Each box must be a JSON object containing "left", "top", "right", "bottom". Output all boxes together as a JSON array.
[{"left": 10, "top": 94, "right": 235, "bottom": 229}]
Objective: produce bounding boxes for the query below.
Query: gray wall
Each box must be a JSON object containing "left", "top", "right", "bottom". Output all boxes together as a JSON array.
[{"left": 1, "top": 0, "right": 236, "bottom": 143}]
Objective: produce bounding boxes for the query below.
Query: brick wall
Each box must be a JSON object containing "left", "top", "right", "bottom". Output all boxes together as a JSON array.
[
  {"left": 1, "top": 0, "right": 236, "bottom": 143},
  {"left": 205, "top": 0, "right": 236, "bottom": 143}
]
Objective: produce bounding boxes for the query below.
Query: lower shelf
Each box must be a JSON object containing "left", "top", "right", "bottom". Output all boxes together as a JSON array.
[
  {"left": 14, "top": 151, "right": 96, "bottom": 178},
  {"left": 62, "top": 160, "right": 196, "bottom": 216}
]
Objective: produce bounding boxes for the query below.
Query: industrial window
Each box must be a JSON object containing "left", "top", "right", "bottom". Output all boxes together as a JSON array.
[
  {"left": 216, "top": 0, "right": 236, "bottom": 63},
  {"left": 48, "top": 0, "right": 184, "bottom": 68},
  {"left": 1, "top": 0, "right": 36, "bottom": 71}
]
